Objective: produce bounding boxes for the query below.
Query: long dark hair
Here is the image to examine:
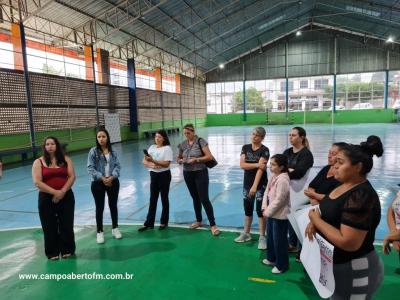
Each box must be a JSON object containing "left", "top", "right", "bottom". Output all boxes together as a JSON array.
[
  {"left": 271, "top": 154, "right": 288, "bottom": 173},
  {"left": 292, "top": 126, "right": 309, "bottom": 149},
  {"left": 95, "top": 127, "right": 113, "bottom": 155},
  {"left": 156, "top": 130, "right": 170, "bottom": 146},
  {"left": 42, "top": 136, "right": 67, "bottom": 167},
  {"left": 340, "top": 135, "right": 383, "bottom": 175}
]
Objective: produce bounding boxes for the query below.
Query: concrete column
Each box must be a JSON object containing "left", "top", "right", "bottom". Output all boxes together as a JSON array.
[
  {"left": 11, "top": 23, "right": 24, "bottom": 71},
  {"left": 154, "top": 67, "right": 162, "bottom": 91},
  {"left": 84, "top": 45, "right": 94, "bottom": 81},
  {"left": 175, "top": 73, "right": 181, "bottom": 93},
  {"left": 96, "top": 48, "right": 110, "bottom": 84}
]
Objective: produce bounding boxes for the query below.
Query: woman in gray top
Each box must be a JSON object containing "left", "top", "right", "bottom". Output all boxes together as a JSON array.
[{"left": 177, "top": 124, "right": 220, "bottom": 236}]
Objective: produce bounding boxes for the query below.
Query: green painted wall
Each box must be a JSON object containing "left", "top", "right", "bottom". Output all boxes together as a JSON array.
[
  {"left": 0, "top": 127, "right": 97, "bottom": 164},
  {"left": 207, "top": 109, "right": 397, "bottom": 126},
  {"left": 7, "top": 109, "right": 392, "bottom": 163},
  {"left": 0, "top": 118, "right": 208, "bottom": 164},
  {"left": 137, "top": 118, "right": 206, "bottom": 139},
  {"left": 206, "top": 113, "right": 266, "bottom": 126}
]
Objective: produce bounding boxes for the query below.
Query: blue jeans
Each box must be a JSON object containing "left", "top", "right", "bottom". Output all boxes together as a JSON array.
[{"left": 267, "top": 218, "right": 289, "bottom": 271}]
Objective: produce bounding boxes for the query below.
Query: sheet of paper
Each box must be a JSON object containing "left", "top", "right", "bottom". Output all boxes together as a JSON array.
[{"left": 294, "top": 206, "right": 335, "bottom": 298}]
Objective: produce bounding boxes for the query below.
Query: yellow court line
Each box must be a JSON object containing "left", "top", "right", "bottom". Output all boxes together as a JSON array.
[{"left": 248, "top": 277, "right": 276, "bottom": 283}]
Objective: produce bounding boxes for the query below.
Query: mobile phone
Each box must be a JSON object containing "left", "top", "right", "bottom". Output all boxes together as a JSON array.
[{"left": 143, "top": 149, "right": 150, "bottom": 156}]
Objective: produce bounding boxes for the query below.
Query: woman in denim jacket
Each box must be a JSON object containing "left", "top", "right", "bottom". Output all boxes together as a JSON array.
[{"left": 87, "top": 128, "right": 121, "bottom": 244}]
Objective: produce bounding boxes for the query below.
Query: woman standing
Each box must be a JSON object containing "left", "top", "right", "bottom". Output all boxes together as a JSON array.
[
  {"left": 32, "top": 137, "right": 76, "bottom": 260},
  {"left": 304, "top": 142, "right": 346, "bottom": 205},
  {"left": 306, "top": 136, "right": 384, "bottom": 299},
  {"left": 139, "top": 130, "right": 173, "bottom": 231},
  {"left": 235, "top": 127, "right": 269, "bottom": 250},
  {"left": 177, "top": 124, "right": 220, "bottom": 236},
  {"left": 283, "top": 126, "right": 314, "bottom": 253},
  {"left": 87, "top": 128, "right": 121, "bottom": 244}
]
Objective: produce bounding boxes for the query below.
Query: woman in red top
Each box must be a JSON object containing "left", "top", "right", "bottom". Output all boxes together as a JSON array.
[{"left": 32, "top": 137, "right": 76, "bottom": 260}]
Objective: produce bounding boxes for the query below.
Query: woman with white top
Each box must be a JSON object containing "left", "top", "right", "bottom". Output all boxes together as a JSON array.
[
  {"left": 87, "top": 128, "right": 121, "bottom": 243},
  {"left": 139, "top": 130, "right": 173, "bottom": 231}
]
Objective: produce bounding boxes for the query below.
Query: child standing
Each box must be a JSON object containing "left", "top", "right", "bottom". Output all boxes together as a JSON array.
[{"left": 262, "top": 154, "right": 290, "bottom": 274}]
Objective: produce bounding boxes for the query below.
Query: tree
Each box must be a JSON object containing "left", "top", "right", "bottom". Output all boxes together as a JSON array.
[
  {"left": 233, "top": 87, "right": 265, "bottom": 112},
  {"left": 324, "top": 82, "right": 384, "bottom": 105}
]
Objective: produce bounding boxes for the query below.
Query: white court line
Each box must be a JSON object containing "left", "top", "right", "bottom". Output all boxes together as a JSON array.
[{"left": 0, "top": 239, "right": 36, "bottom": 282}]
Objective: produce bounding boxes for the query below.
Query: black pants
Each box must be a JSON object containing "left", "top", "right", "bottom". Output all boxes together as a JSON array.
[
  {"left": 183, "top": 169, "right": 216, "bottom": 226},
  {"left": 288, "top": 223, "right": 298, "bottom": 247},
  {"left": 38, "top": 190, "right": 75, "bottom": 258},
  {"left": 144, "top": 170, "right": 171, "bottom": 227},
  {"left": 91, "top": 178, "right": 120, "bottom": 232}
]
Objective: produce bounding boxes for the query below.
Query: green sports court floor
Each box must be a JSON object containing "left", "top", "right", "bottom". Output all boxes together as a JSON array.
[{"left": 1, "top": 225, "right": 399, "bottom": 300}]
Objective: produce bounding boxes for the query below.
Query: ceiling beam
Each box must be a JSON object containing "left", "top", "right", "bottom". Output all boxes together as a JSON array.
[
  {"left": 178, "top": 0, "right": 301, "bottom": 62},
  {"left": 133, "top": 0, "right": 241, "bottom": 60},
  {"left": 0, "top": 1, "right": 203, "bottom": 77}
]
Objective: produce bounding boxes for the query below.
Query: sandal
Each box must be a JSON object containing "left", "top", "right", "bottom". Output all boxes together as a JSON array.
[
  {"left": 62, "top": 253, "right": 72, "bottom": 259},
  {"left": 189, "top": 222, "right": 202, "bottom": 229},
  {"left": 49, "top": 255, "right": 59, "bottom": 261},
  {"left": 211, "top": 226, "right": 220, "bottom": 236}
]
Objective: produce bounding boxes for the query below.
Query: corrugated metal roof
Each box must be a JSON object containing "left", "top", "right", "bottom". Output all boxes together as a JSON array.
[{"left": 8, "top": 0, "right": 400, "bottom": 75}]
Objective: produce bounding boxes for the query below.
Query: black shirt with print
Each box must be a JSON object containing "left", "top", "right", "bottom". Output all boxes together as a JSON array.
[{"left": 241, "top": 144, "right": 270, "bottom": 189}]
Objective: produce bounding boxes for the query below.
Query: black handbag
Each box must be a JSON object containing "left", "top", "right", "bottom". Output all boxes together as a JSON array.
[{"left": 197, "top": 138, "right": 218, "bottom": 168}]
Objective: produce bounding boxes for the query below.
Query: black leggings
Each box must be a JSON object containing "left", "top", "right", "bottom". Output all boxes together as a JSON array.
[
  {"left": 91, "top": 178, "right": 120, "bottom": 232},
  {"left": 144, "top": 170, "right": 171, "bottom": 227},
  {"left": 38, "top": 190, "right": 75, "bottom": 258},
  {"left": 183, "top": 169, "right": 216, "bottom": 227}
]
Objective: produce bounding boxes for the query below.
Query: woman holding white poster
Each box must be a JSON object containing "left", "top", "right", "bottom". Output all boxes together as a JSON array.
[{"left": 306, "top": 136, "right": 384, "bottom": 300}]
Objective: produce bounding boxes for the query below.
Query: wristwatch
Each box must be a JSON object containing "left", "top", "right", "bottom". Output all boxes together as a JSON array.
[{"left": 196, "top": 158, "right": 200, "bottom": 163}]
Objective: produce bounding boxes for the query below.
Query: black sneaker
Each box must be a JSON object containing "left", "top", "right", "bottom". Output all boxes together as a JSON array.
[{"left": 138, "top": 226, "right": 153, "bottom": 232}]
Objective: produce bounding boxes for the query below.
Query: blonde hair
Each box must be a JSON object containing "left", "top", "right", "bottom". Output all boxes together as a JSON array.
[{"left": 253, "top": 127, "right": 266, "bottom": 139}]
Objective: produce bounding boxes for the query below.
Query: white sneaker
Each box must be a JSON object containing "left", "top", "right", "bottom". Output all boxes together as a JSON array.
[
  {"left": 258, "top": 235, "right": 267, "bottom": 250},
  {"left": 234, "top": 232, "right": 252, "bottom": 243},
  {"left": 262, "top": 258, "right": 274, "bottom": 266},
  {"left": 112, "top": 228, "right": 122, "bottom": 239},
  {"left": 272, "top": 266, "right": 282, "bottom": 274},
  {"left": 97, "top": 232, "right": 104, "bottom": 244}
]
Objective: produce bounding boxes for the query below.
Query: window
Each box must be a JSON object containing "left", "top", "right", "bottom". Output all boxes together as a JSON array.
[
  {"left": 336, "top": 72, "right": 384, "bottom": 109},
  {"left": 289, "top": 76, "right": 332, "bottom": 111},
  {"left": 206, "top": 81, "right": 243, "bottom": 114},
  {"left": 300, "top": 80, "right": 308, "bottom": 89},
  {"left": 314, "top": 79, "right": 329, "bottom": 89},
  {"left": 280, "top": 81, "right": 293, "bottom": 92}
]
